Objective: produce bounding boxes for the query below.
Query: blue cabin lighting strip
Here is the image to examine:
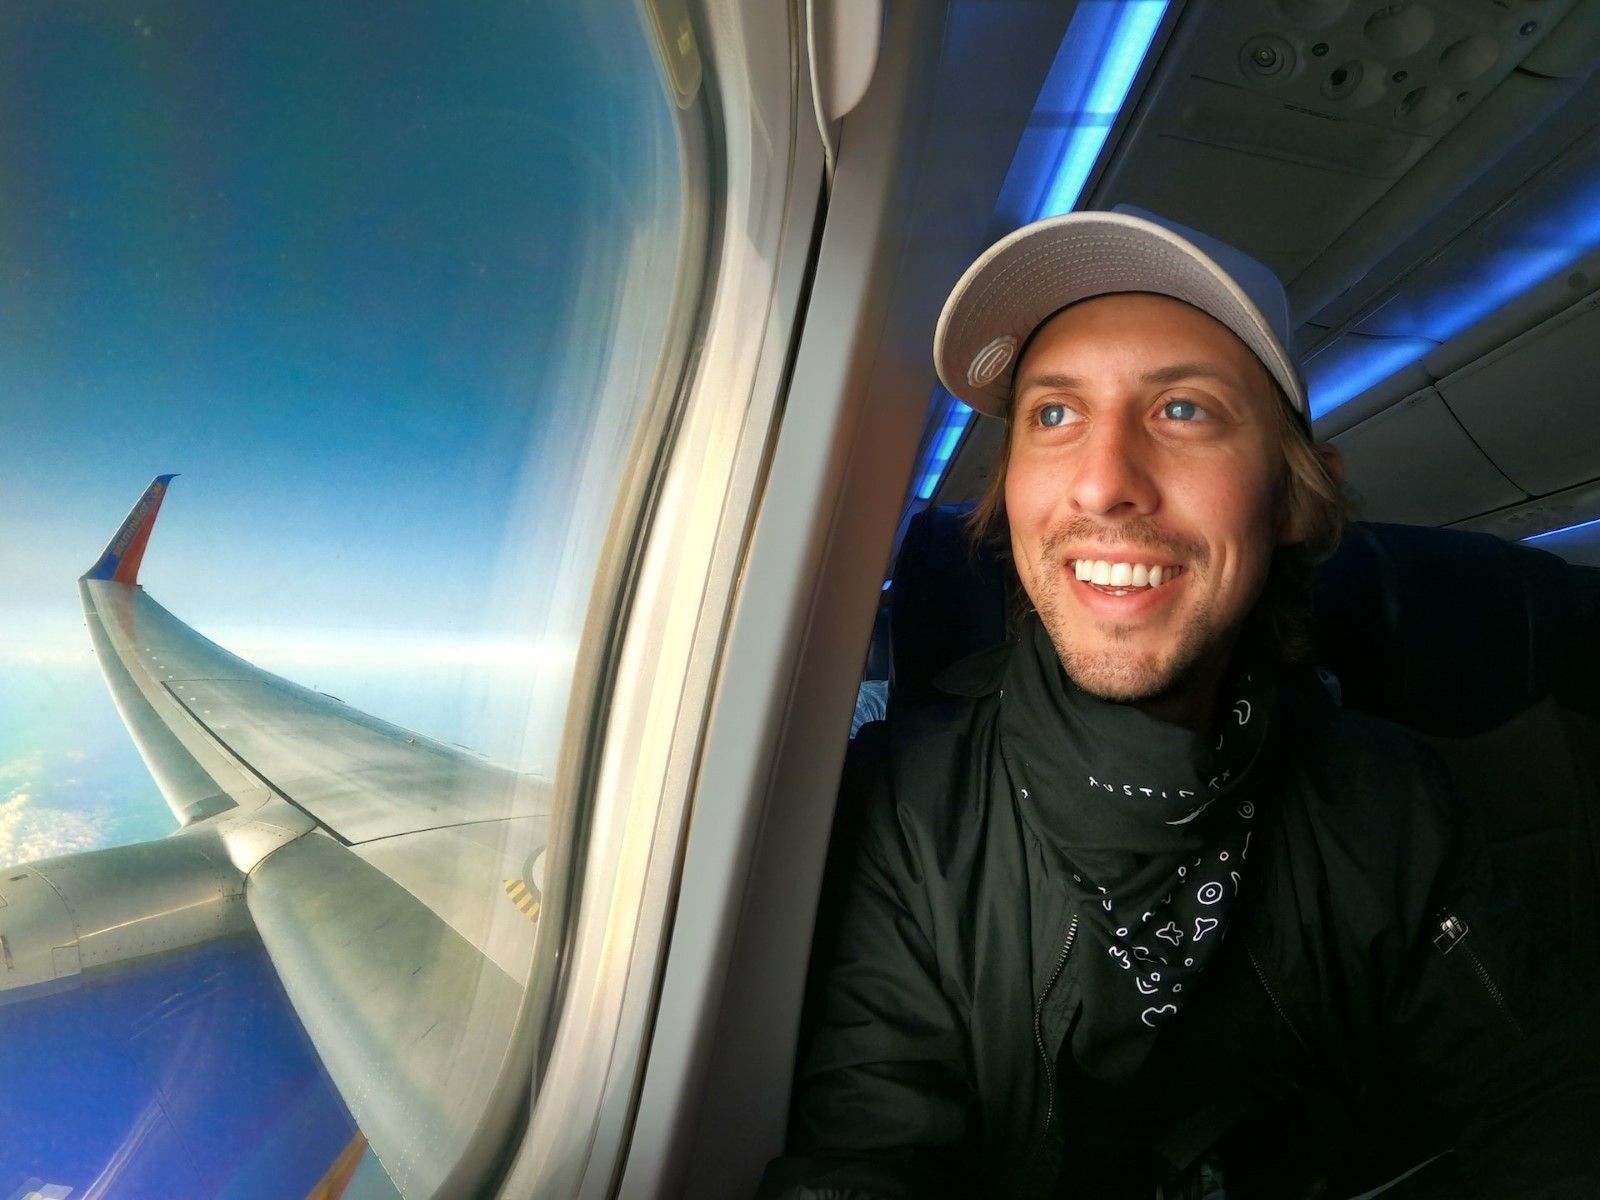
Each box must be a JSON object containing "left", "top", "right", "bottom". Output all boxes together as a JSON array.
[
  {"left": 910, "top": 0, "right": 1168, "bottom": 505},
  {"left": 1304, "top": 335, "right": 1438, "bottom": 421},
  {"left": 1034, "top": 0, "right": 1170, "bottom": 220},
  {"left": 914, "top": 391, "right": 975, "bottom": 500},
  {"left": 1522, "top": 515, "right": 1600, "bottom": 545},
  {"left": 1308, "top": 151, "right": 1600, "bottom": 419}
]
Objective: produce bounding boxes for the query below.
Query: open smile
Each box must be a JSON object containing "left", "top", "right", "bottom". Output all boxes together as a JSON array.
[{"left": 1068, "top": 557, "right": 1188, "bottom": 597}]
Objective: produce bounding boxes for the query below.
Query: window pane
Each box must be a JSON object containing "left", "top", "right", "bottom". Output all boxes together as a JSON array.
[{"left": 0, "top": 0, "right": 692, "bottom": 1195}]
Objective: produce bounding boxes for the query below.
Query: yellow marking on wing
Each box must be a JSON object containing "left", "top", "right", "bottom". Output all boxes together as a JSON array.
[{"left": 503, "top": 878, "right": 541, "bottom": 923}]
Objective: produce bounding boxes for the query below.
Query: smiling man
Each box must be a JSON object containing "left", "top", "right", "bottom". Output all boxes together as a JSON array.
[
  {"left": 761, "top": 209, "right": 1600, "bottom": 1200},
  {"left": 1005, "top": 292, "right": 1291, "bottom": 717}
]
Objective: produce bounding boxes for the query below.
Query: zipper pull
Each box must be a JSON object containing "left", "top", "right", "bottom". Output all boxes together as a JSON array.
[{"left": 1433, "top": 912, "right": 1469, "bottom": 954}]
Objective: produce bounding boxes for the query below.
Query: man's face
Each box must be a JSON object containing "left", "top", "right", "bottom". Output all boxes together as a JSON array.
[{"left": 1004, "top": 292, "right": 1286, "bottom": 705}]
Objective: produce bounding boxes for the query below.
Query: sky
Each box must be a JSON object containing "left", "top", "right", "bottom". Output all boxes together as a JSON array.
[
  {"left": 2, "top": 0, "right": 677, "bottom": 638},
  {"left": 0, "top": 0, "right": 685, "bottom": 871},
  {"left": 0, "top": 1, "right": 684, "bottom": 1191},
  {"left": 0, "top": 662, "right": 156, "bottom": 862}
]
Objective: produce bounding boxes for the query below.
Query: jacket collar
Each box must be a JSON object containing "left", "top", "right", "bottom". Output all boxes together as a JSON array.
[{"left": 930, "top": 639, "right": 1014, "bottom": 699}]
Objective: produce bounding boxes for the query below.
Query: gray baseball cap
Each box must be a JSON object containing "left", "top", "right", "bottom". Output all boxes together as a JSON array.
[{"left": 933, "top": 206, "right": 1307, "bottom": 422}]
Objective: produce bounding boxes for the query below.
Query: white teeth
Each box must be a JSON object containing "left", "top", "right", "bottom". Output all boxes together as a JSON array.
[{"left": 1072, "top": 559, "right": 1179, "bottom": 589}]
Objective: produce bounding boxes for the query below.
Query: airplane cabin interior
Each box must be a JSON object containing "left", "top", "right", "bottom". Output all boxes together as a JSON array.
[
  {"left": 6, "top": 1, "right": 1600, "bottom": 1197},
  {"left": 669, "top": 0, "right": 1600, "bottom": 1195}
]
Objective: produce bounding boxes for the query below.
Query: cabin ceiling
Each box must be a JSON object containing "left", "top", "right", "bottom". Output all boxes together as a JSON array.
[
  {"left": 927, "top": 0, "right": 1600, "bottom": 565},
  {"left": 1091, "top": 0, "right": 1595, "bottom": 336}
]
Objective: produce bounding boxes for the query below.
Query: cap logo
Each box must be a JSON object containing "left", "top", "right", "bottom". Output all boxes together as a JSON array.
[{"left": 967, "top": 335, "right": 1018, "bottom": 388}]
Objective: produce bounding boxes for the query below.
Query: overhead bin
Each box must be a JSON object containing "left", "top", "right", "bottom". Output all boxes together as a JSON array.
[
  {"left": 1437, "top": 289, "right": 1600, "bottom": 496},
  {"left": 1453, "top": 476, "right": 1600, "bottom": 555},
  {"left": 1331, "top": 387, "right": 1526, "bottom": 526}
]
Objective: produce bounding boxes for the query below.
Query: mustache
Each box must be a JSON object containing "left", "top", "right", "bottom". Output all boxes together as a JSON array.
[{"left": 1040, "top": 517, "right": 1209, "bottom": 570}]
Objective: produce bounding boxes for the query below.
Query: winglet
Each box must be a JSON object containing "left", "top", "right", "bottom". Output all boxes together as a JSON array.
[{"left": 82, "top": 474, "right": 179, "bottom": 585}]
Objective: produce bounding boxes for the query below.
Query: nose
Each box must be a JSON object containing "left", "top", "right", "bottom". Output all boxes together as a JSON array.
[{"left": 1069, "top": 411, "right": 1159, "bottom": 518}]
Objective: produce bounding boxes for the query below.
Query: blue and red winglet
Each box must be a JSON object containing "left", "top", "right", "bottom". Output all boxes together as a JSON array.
[{"left": 82, "top": 474, "right": 178, "bottom": 585}]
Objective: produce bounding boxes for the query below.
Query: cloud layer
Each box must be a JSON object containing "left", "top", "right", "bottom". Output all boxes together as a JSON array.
[{"left": 0, "top": 775, "right": 108, "bottom": 868}]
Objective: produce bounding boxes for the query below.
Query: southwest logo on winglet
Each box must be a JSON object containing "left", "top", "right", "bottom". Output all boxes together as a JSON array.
[{"left": 81, "top": 474, "right": 179, "bottom": 586}]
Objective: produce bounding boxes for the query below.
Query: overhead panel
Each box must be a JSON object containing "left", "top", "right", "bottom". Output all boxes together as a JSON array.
[
  {"left": 1331, "top": 120, "right": 1600, "bottom": 344},
  {"left": 1436, "top": 289, "right": 1600, "bottom": 495},
  {"left": 1091, "top": 0, "right": 1586, "bottom": 418},
  {"left": 1098, "top": 0, "right": 1574, "bottom": 264},
  {"left": 1454, "top": 483, "right": 1600, "bottom": 566},
  {"left": 1330, "top": 387, "right": 1526, "bottom": 526},
  {"left": 1106, "top": 137, "right": 1374, "bottom": 282},
  {"left": 1453, "top": 477, "right": 1600, "bottom": 547},
  {"left": 1305, "top": 87, "right": 1600, "bottom": 416}
]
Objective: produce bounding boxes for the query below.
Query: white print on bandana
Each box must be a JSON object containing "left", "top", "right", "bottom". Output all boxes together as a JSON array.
[
  {"left": 1087, "top": 775, "right": 1198, "bottom": 801},
  {"left": 1098, "top": 844, "right": 1245, "bottom": 1032},
  {"left": 1165, "top": 799, "right": 1216, "bottom": 827},
  {"left": 1141, "top": 1004, "right": 1178, "bottom": 1027},
  {"left": 1084, "top": 774, "right": 1233, "bottom": 826}
]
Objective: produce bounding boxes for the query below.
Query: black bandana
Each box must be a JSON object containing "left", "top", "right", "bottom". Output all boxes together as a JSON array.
[{"left": 1001, "top": 615, "right": 1276, "bottom": 1079}]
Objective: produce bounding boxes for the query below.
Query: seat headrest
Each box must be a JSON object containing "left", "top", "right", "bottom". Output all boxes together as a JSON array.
[
  {"left": 1312, "top": 522, "right": 1600, "bottom": 736},
  {"left": 888, "top": 505, "right": 1009, "bottom": 712}
]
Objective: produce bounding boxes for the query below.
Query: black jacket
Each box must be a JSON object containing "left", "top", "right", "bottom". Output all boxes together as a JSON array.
[{"left": 760, "top": 643, "right": 1600, "bottom": 1199}]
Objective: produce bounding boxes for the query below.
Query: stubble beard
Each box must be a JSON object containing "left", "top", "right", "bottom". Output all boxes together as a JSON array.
[{"left": 1027, "top": 520, "right": 1219, "bottom": 705}]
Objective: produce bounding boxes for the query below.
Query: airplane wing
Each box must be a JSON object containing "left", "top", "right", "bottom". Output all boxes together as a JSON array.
[{"left": 16, "top": 476, "right": 554, "bottom": 1197}]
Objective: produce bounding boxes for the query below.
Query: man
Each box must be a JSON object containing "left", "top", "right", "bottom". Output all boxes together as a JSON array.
[{"left": 760, "top": 209, "right": 1600, "bottom": 1198}]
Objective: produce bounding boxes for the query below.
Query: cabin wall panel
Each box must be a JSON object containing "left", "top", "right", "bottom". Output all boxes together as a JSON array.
[
  {"left": 1332, "top": 387, "right": 1527, "bottom": 526},
  {"left": 1438, "top": 291, "right": 1600, "bottom": 495}
]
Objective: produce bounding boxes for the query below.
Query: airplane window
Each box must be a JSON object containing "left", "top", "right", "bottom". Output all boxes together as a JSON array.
[{"left": 0, "top": 1, "right": 696, "bottom": 1196}]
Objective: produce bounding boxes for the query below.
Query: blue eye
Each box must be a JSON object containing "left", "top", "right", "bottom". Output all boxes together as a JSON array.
[
  {"left": 1162, "top": 399, "right": 1205, "bottom": 421},
  {"left": 1039, "top": 403, "right": 1068, "bottom": 428}
]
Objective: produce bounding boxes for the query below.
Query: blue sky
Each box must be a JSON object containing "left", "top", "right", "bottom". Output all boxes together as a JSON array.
[
  {"left": 1, "top": 0, "right": 675, "bottom": 647},
  {"left": 0, "top": 2, "right": 681, "bottom": 1190},
  {"left": 0, "top": 0, "right": 682, "bottom": 842}
]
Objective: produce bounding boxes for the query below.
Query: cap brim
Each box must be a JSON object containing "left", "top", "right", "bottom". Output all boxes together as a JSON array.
[{"left": 933, "top": 211, "right": 1306, "bottom": 419}]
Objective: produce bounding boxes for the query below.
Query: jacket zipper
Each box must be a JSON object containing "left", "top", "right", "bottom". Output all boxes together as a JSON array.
[
  {"left": 1246, "top": 942, "right": 1310, "bottom": 1056},
  {"left": 1435, "top": 911, "right": 1525, "bottom": 1038},
  {"left": 1033, "top": 913, "right": 1079, "bottom": 1132}
]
